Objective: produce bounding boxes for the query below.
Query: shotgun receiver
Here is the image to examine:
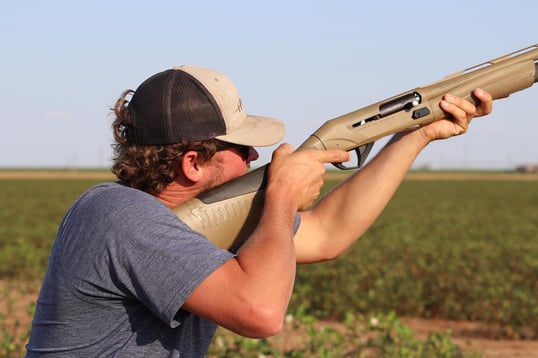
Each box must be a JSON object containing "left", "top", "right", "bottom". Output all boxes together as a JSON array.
[{"left": 173, "top": 44, "right": 538, "bottom": 251}]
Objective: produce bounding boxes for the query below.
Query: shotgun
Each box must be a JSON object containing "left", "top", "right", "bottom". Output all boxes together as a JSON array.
[{"left": 173, "top": 44, "right": 538, "bottom": 251}]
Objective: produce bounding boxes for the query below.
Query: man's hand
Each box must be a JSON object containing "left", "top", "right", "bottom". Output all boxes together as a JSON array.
[
  {"left": 267, "top": 144, "right": 350, "bottom": 211},
  {"left": 420, "top": 88, "right": 493, "bottom": 142}
]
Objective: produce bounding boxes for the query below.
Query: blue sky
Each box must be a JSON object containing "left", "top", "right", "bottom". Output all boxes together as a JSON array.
[{"left": 1, "top": 1, "right": 536, "bottom": 169}]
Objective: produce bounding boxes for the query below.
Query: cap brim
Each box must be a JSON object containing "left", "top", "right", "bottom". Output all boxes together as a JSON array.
[{"left": 215, "top": 115, "right": 285, "bottom": 147}]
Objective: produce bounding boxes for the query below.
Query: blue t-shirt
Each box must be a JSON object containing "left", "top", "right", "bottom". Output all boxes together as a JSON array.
[{"left": 26, "top": 182, "right": 235, "bottom": 357}]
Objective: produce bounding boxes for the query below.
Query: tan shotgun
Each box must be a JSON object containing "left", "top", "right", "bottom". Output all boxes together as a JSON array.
[{"left": 173, "top": 44, "right": 538, "bottom": 251}]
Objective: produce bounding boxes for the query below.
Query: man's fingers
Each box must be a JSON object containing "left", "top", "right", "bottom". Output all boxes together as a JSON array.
[
  {"left": 442, "top": 94, "right": 477, "bottom": 117},
  {"left": 473, "top": 88, "right": 493, "bottom": 116},
  {"left": 316, "top": 149, "right": 351, "bottom": 164},
  {"left": 442, "top": 89, "right": 493, "bottom": 118},
  {"left": 273, "top": 144, "right": 350, "bottom": 164}
]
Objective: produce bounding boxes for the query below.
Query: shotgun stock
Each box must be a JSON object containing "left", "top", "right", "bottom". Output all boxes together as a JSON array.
[{"left": 173, "top": 44, "right": 538, "bottom": 251}]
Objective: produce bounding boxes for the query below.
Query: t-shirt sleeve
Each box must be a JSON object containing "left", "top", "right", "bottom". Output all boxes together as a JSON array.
[
  {"left": 63, "top": 184, "right": 234, "bottom": 328},
  {"left": 113, "top": 207, "right": 234, "bottom": 328}
]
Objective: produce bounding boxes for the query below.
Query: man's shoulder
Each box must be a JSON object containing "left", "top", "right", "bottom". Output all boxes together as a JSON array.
[
  {"left": 68, "top": 181, "right": 172, "bottom": 225},
  {"left": 82, "top": 181, "right": 157, "bottom": 206}
]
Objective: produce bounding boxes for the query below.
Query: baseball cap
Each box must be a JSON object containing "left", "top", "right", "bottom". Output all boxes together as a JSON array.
[{"left": 127, "top": 65, "right": 285, "bottom": 147}]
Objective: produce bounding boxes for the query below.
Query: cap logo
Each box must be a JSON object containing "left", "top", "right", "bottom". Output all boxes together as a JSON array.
[{"left": 235, "top": 99, "right": 244, "bottom": 113}]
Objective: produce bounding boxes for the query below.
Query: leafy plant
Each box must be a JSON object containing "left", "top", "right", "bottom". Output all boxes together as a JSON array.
[{"left": 208, "top": 310, "right": 478, "bottom": 357}]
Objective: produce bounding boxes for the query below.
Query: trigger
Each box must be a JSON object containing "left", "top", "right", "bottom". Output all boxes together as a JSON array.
[
  {"left": 356, "top": 142, "right": 374, "bottom": 167},
  {"left": 332, "top": 142, "right": 375, "bottom": 170}
]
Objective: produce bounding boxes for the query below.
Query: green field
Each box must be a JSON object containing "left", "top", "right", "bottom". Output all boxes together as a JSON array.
[
  {"left": 294, "top": 178, "right": 538, "bottom": 335},
  {"left": 1, "top": 171, "right": 537, "bottom": 356}
]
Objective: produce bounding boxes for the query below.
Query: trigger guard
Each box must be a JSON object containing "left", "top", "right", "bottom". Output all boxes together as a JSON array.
[{"left": 332, "top": 162, "right": 352, "bottom": 170}]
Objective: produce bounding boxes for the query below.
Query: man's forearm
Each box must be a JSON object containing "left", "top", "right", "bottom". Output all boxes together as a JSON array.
[
  {"left": 233, "top": 186, "right": 298, "bottom": 334},
  {"left": 295, "top": 86, "right": 493, "bottom": 264},
  {"left": 295, "top": 129, "right": 427, "bottom": 263}
]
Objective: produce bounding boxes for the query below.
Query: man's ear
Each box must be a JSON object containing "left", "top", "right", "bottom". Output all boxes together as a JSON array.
[{"left": 181, "top": 150, "right": 204, "bottom": 182}]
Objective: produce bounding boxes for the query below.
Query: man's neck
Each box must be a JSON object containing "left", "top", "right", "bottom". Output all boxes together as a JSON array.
[{"left": 155, "top": 180, "right": 199, "bottom": 208}]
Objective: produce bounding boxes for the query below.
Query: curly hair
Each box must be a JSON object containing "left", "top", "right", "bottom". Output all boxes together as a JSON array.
[{"left": 110, "top": 90, "right": 218, "bottom": 194}]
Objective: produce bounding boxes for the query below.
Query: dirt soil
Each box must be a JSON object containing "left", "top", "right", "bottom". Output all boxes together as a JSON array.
[
  {"left": 400, "top": 317, "right": 538, "bottom": 357},
  {"left": 2, "top": 281, "right": 538, "bottom": 357}
]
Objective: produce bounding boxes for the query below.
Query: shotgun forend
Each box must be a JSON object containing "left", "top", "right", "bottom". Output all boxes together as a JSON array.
[{"left": 173, "top": 44, "right": 538, "bottom": 250}]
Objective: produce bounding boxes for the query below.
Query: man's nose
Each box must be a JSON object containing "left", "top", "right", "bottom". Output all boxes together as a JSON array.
[{"left": 247, "top": 147, "right": 259, "bottom": 162}]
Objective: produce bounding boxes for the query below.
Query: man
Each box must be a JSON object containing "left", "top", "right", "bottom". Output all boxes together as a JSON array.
[{"left": 26, "top": 65, "right": 492, "bottom": 356}]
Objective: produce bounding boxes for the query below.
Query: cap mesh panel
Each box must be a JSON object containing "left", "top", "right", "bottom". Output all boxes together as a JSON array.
[{"left": 129, "top": 69, "right": 227, "bottom": 145}]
